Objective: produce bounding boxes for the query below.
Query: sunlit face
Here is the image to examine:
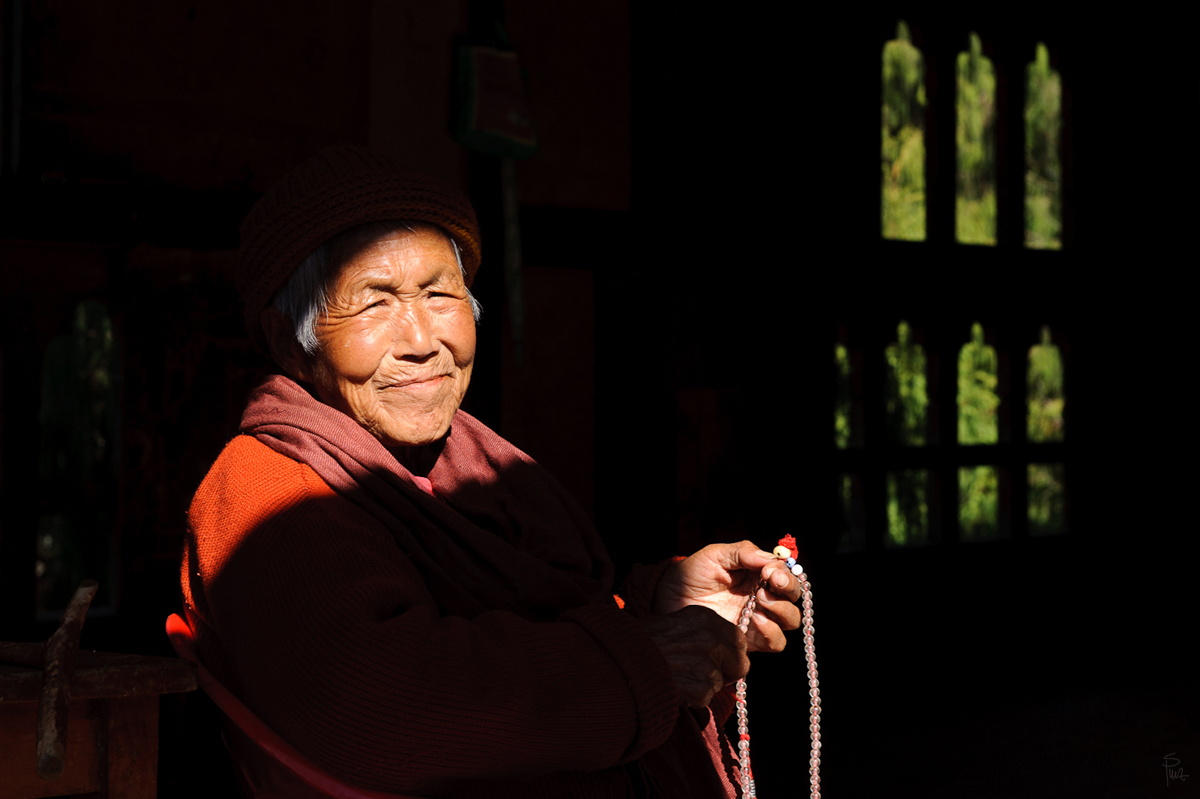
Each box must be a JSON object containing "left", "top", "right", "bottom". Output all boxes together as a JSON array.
[{"left": 299, "top": 224, "right": 476, "bottom": 447}]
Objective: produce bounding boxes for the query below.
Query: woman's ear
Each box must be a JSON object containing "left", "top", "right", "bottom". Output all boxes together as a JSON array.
[{"left": 260, "top": 307, "right": 314, "bottom": 382}]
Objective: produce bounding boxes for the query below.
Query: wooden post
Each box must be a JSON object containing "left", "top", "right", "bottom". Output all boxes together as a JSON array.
[{"left": 36, "top": 579, "right": 98, "bottom": 780}]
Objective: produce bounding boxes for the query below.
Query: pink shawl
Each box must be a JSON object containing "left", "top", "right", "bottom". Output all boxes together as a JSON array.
[{"left": 239, "top": 374, "right": 614, "bottom": 621}]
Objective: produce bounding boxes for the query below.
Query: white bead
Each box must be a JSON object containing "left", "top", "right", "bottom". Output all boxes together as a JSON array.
[{"left": 791, "top": 564, "right": 803, "bottom": 576}]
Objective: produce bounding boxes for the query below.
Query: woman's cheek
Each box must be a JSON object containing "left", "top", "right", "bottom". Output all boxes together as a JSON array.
[
  {"left": 328, "top": 323, "right": 388, "bottom": 383},
  {"left": 445, "top": 309, "right": 478, "bottom": 368}
]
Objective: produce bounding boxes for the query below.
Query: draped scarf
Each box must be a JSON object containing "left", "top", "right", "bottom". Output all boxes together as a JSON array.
[{"left": 239, "top": 374, "right": 614, "bottom": 621}]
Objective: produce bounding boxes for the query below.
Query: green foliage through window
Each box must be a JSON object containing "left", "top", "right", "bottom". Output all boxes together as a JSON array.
[
  {"left": 1027, "top": 326, "right": 1065, "bottom": 442},
  {"left": 37, "top": 300, "right": 120, "bottom": 614},
  {"left": 1029, "top": 463, "right": 1065, "bottom": 535},
  {"left": 956, "top": 33, "right": 996, "bottom": 245},
  {"left": 835, "top": 343, "right": 851, "bottom": 448},
  {"left": 882, "top": 21, "right": 926, "bottom": 241},
  {"left": 958, "top": 322, "right": 999, "bottom": 444},
  {"left": 885, "top": 321, "right": 927, "bottom": 446},
  {"left": 887, "top": 470, "right": 929, "bottom": 546},
  {"left": 1026, "top": 43, "right": 1063, "bottom": 249},
  {"left": 959, "top": 465, "right": 1000, "bottom": 540},
  {"left": 837, "top": 319, "right": 1069, "bottom": 549},
  {"left": 838, "top": 473, "right": 865, "bottom": 552}
]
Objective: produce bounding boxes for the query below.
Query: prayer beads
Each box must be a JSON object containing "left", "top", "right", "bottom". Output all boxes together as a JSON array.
[{"left": 735, "top": 537, "right": 819, "bottom": 799}]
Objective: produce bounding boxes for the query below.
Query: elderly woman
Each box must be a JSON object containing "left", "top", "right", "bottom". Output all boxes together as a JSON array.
[{"left": 181, "top": 146, "right": 802, "bottom": 799}]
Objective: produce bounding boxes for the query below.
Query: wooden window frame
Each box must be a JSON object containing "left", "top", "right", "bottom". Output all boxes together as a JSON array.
[{"left": 835, "top": 311, "right": 1071, "bottom": 553}]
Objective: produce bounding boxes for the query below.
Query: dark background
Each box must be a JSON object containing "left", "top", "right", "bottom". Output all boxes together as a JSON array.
[{"left": 0, "top": 3, "right": 1195, "bottom": 797}]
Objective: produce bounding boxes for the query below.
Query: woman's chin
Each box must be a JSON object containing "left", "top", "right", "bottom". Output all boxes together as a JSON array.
[{"left": 372, "top": 415, "right": 455, "bottom": 449}]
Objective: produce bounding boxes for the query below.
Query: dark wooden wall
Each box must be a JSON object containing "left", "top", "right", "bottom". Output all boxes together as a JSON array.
[{"left": 634, "top": 7, "right": 1197, "bottom": 797}]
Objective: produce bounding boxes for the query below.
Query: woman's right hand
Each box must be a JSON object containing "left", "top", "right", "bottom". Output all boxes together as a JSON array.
[{"left": 639, "top": 605, "right": 749, "bottom": 708}]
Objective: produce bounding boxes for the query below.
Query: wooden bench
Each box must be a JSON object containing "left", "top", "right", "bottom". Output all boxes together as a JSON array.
[{"left": 0, "top": 648, "right": 197, "bottom": 799}]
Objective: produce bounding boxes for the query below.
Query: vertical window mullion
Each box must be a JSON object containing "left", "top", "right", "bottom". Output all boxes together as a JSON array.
[
  {"left": 926, "top": 35, "right": 957, "bottom": 244},
  {"left": 862, "top": 318, "right": 892, "bottom": 552},
  {"left": 995, "top": 39, "right": 1025, "bottom": 249},
  {"left": 1008, "top": 322, "right": 1033, "bottom": 540},
  {"left": 930, "top": 321, "right": 955, "bottom": 545},
  {"left": 991, "top": 321, "right": 1014, "bottom": 540}
]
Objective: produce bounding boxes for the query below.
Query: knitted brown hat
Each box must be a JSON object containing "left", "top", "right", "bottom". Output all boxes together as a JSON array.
[{"left": 236, "top": 145, "right": 481, "bottom": 353}]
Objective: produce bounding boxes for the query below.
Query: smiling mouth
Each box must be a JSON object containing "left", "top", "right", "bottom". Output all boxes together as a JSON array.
[{"left": 389, "top": 375, "right": 448, "bottom": 390}]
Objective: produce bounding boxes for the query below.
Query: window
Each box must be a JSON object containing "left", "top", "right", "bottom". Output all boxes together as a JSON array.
[
  {"left": 1027, "top": 326, "right": 1066, "bottom": 535},
  {"left": 879, "top": 23, "right": 1067, "bottom": 249},
  {"left": 36, "top": 299, "right": 120, "bottom": 617},
  {"left": 1025, "top": 43, "right": 1063, "bottom": 249},
  {"left": 958, "top": 322, "right": 1000, "bottom": 540},
  {"left": 834, "top": 320, "right": 1069, "bottom": 552},
  {"left": 881, "top": 22, "right": 926, "bottom": 241},
  {"left": 848, "top": 22, "right": 1074, "bottom": 552},
  {"left": 956, "top": 33, "right": 997, "bottom": 245}
]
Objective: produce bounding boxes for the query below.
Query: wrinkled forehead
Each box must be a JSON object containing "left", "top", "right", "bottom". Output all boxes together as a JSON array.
[{"left": 326, "top": 220, "right": 453, "bottom": 273}]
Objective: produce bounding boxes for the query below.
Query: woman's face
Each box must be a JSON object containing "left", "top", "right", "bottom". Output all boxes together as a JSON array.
[{"left": 301, "top": 224, "right": 476, "bottom": 447}]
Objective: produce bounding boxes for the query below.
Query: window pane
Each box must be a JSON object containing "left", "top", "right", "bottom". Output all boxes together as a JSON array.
[
  {"left": 885, "top": 321, "right": 927, "bottom": 446},
  {"left": 1029, "top": 463, "right": 1066, "bottom": 535},
  {"left": 837, "top": 473, "right": 865, "bottom": 552},
  {"left": 835, "top": 343, "right": 851, "bottom": 448},
  {"left": 958, "top": 322, "right": 999, "bottom": 444},
  {"left": 1027, "top": 326, "right": 1065, "bottom": 442},
  {"left": 882, "top": 21, "right": 926, "bottom": 241},
  {"left": 887, "top": 469, "right": 929, "bottom": 546},
  {"left": 37, "top": 300, "right": 120, "bottom": 615},
  {"left": 959, "top": 465, "right": 1000, "bottom": 540},
  {"left": 1025, "top": 43, "right": 1063, "bottom": 250},
  {"left": 956, "top": 32, "right": 997, "bottom": 245}
]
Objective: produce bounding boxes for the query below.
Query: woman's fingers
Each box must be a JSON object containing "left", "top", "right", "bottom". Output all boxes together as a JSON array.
[
  {"left": 640, "top": 606, "right": 750, "bottom": 708},
  {"left": 651, "top": 539, "right": 806, "bottom": 655},
  {"left": 743, "top": 556, "right": 804, "bottom": 652},
  {"left": 760, "top": 557, "right": 803, "bottom": 602},
  {"left": 757, "top": 588, "right": 802, "bottom": 629},
  {"left": 742, "top": 605, "right": 791, "bottom": 653}
]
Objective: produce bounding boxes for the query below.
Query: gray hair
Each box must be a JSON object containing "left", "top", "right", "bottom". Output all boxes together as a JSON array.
[{"left": 271, "top": 220, "right": 482, "bottom": 356}]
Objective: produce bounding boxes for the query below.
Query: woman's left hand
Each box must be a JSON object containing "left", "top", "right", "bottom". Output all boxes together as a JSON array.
[{"left": 653, "top": 541, "right": 803, "bottom": 653}]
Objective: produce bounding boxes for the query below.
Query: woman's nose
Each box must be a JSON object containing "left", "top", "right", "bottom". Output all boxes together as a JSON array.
[{"left": 392, "top": 303, "right": 437, "bottom": 361}]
